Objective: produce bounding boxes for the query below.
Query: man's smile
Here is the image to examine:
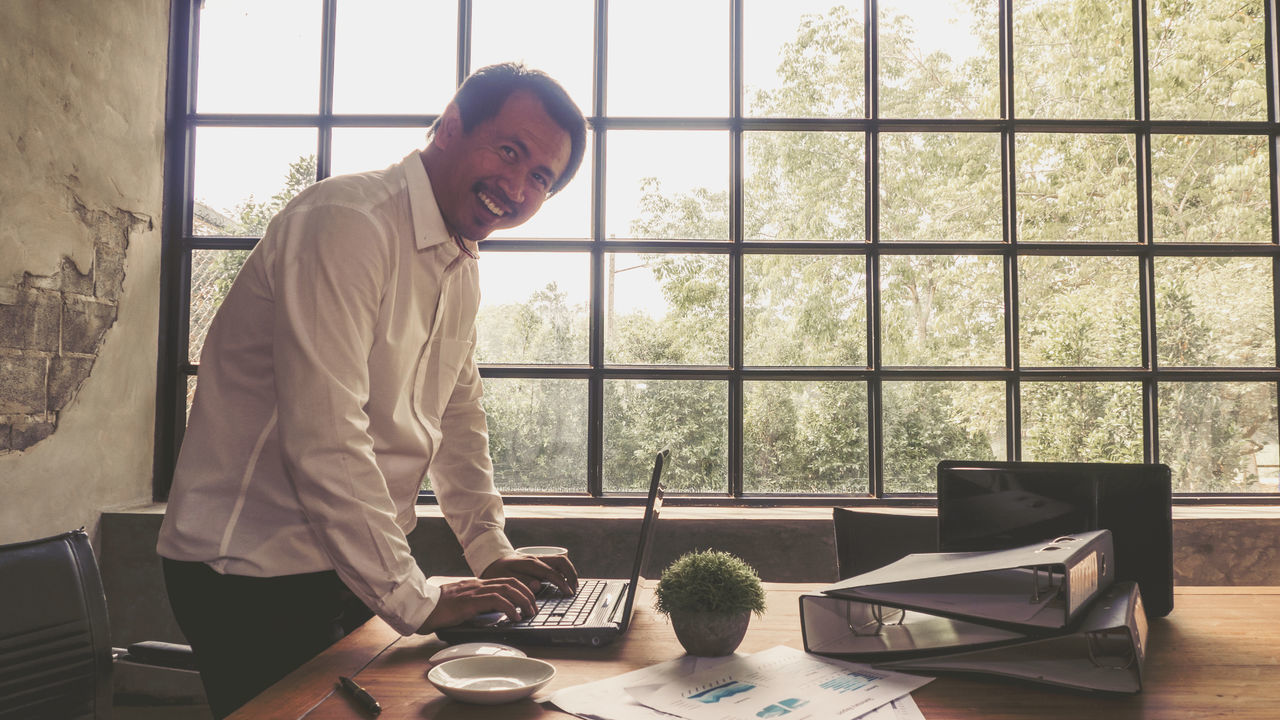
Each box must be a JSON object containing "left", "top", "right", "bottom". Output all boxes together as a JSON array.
[{"left": 477, "top": 188, "right": 510, "bottom": 218}]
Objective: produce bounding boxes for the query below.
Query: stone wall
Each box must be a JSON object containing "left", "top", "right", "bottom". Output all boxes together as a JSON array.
[
  {"left": 0, "top": 0, "right": 169, "bottom": 544},
  {"left": 1, "top": 203, "right": 150, "bottom": 452}
]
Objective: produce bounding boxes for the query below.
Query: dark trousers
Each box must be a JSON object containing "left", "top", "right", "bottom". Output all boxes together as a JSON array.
[{"left": 162, "top": 558, "right": 374, "bottom": 719}]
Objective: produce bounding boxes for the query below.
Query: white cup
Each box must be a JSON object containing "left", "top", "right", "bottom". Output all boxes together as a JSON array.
[{"left": 516, "top": 545, "right": 568, "bottom": 557}]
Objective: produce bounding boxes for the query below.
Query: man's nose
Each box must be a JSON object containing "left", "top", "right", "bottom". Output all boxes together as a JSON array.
[{"left": 497, "top": 168, "right": 525, "bottom": 203}]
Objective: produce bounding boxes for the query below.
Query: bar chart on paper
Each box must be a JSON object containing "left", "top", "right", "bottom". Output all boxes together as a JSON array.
[{"left": 625, "top": 646, "right": 931, "bottom": 720}]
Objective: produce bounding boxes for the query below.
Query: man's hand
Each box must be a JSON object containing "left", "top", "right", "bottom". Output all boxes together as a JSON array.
[
  {"left": 482, "top": 552, "right": 579, "bottom": 596},
  {"left": 416, "top": 577, "right": 537, "bottom": 634}
]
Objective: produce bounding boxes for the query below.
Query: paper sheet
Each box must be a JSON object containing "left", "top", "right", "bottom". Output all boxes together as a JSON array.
[
  {"left": 626, "top": 646, "right": 931, "bottom": 720},
  {"left": 546, "top": 651, "right": 927, "bottom": 720},
  {"left": 546, "top": 654, "right": 736, "bottom": 720}
]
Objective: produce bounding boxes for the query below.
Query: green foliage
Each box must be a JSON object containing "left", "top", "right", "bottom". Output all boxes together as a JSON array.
[
  {"left": 421, "top": 4, "right": 1277, "bottom": 495},
  {"left": 230, "top": 154, "right": 318, "bottom": 236},
  {"left": 202, "top": 154, "right": 318, "bottom": 314},
  {"left": 655, "top": 550, "right": 767, "bottom": 617}
]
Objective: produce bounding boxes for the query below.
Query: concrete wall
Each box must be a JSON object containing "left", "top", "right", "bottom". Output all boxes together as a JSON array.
[
  {"left": 0, "top": 0, "right": 169, "bottom": 543},
  {"left": 99, "top": 504, "right": 1280, "bottom": 654}
]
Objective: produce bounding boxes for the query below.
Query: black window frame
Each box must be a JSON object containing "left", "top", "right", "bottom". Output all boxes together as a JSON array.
[{"left": 156, "top": 0, "right": 1280, "bottom": 506}]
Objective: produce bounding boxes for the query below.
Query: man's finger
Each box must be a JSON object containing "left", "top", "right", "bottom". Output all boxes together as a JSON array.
[
  {"left": 519, "top": 559, "right": 575, "bottom": 595},
  {"left": 488, "top": 578, "right": 537, "bottom": 617},
  {"left": 542, "top": 556, "right": 579, "bottom": 591}
]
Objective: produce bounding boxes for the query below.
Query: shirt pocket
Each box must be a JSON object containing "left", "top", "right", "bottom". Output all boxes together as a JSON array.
[{"left": 412, "top": 337, "right": 473, "bottom": 427}]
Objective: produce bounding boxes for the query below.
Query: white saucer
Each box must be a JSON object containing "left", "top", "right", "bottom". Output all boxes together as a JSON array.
[
  {"left": 429, "top": 642, "right": 527, "bottom": 664},
  {"left": 428, "top": 656, "right": 556, "bottom": 705}
]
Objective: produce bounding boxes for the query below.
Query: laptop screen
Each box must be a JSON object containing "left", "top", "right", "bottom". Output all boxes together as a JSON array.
[
  {"left": 936, "top": 460, "right": 1173, "bottom": 617},
  {"left": 617, "top": 448, "right": 667, "bottom": 630}
]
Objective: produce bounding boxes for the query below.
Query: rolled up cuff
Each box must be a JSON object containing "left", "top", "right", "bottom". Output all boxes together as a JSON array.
[{"left": 462, "top": 528, "right": 518, "bottom": 577}]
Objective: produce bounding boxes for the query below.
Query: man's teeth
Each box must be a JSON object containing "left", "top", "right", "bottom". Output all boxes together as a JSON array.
[{"left": 479, "top": 192, "right": 506, "bottom": 216}]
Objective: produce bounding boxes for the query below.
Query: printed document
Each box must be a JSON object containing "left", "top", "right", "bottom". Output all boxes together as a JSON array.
[
  {"left": 626, "top": 645, "right": 931, "bottom": 720},
  {"left": 547, "top": 649, "right": 927, "bottom": 720}
]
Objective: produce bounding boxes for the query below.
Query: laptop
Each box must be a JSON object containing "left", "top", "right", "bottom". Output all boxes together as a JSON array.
[
  {"left": 935, "top": 460, "right": 1173, "bottom": 617},
  {"left": 436, "top": 448, "right": 668, "bottom": 647}
]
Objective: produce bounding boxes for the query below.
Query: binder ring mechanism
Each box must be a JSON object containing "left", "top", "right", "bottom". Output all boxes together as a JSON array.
[
  {"left": 845, "top": 603, "right": 907, "bottom": 636},
  {"left": 1086, "top": 628, "right": 1136, "bottom": 670},
  {"left": 1029, "top": 536, "right": 1076, "bottom": 604}
]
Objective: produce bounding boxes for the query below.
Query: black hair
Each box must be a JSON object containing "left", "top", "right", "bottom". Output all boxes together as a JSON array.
[{"left": 432, "top": 62, "right": 587, "bottom": 195}]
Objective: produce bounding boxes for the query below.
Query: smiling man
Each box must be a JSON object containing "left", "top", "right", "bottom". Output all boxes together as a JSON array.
[{"left": 157, "top": 63, "right": 587, "bottom": 719}]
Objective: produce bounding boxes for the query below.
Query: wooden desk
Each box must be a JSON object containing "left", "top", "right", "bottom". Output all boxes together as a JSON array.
[{"left": 229, "top": 585, "right": 1279, "bottom": 719}]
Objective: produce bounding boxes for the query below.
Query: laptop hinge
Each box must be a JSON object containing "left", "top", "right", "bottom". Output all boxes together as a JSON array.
[{"left": 607, "top": 582, "right": 630, "bottom": 624}]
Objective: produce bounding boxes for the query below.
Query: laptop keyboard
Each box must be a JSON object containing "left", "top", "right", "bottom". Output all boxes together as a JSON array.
[{"left": 516, "top": 579, "right": 608, "bottom": 627}]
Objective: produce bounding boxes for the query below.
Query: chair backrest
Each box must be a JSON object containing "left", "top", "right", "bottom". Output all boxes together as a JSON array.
[
  {"left": 0, "top": 529, "right": 113, "bottom": 720},
  {"left": 832, "top": 508, "right": 938, "bottom": 579}
]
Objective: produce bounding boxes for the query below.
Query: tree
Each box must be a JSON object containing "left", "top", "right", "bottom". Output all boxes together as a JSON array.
[
  {"left": 568, "top": 0, "right": 1273, "bottom": 494},
  {"left": 206, "top": 3, "right": 1271, "bottom": 496}
]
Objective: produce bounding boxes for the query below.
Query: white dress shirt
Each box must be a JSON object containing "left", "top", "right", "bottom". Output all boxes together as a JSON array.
[{"left": 158, "top": 151, "right": 516, "bottom": 635}]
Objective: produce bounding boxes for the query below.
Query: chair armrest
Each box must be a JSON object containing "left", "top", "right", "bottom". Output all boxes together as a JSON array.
[{"left": 116, "top": 641, "right": 199, "bottom": 672}]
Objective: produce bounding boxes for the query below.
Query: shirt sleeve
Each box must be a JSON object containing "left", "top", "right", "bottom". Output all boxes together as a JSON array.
[
  {"left": 266, "top": 202, "right": 438, "bottom": 636},
  {"left": 428, "top": 325, "right": 518, "bottom": 577}
]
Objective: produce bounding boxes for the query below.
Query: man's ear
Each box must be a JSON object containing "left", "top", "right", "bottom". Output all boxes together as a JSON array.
[{"left": 433, "top": 102, "right": 463, "bottom": 150}]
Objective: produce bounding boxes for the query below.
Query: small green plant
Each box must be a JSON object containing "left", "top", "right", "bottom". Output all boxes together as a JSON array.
[{"left": 655, "top": 549, "right": 766, "bottom": 617}]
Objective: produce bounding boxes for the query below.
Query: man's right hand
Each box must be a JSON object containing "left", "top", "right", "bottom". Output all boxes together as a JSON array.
[{"left": 415, "top": 577, "right": 538, "bottom": 634}]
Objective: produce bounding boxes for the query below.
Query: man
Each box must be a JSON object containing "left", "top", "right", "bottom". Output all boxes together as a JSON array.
[{"left": 157, "top": 63, "right": 587, "bottom": 718}]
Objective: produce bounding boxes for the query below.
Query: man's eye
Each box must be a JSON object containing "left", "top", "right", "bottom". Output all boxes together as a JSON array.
[
  {"left": 532, "top": 173, "right": 549, "bottom": 189},
  {"left": 501, "top": 146, "right": 517, "bottom": 159}
]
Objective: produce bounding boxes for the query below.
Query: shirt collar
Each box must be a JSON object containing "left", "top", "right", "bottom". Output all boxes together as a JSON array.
[{"left": 401, "top": 150, "right": 452, "bottom": 252}]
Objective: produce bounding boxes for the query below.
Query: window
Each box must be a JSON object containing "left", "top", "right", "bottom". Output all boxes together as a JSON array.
[{"left": 159, "top": 0, "right": 1280, "bottom": 503}]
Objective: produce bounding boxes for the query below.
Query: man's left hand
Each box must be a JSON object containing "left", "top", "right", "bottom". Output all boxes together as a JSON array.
[{"left": 482, "top": 552, "right": 579, "bottom": 595}]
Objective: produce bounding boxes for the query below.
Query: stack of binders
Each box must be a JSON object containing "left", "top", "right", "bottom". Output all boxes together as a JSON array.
[{"left": 800, "top": 529, "right": 1148, "bottom": 693}]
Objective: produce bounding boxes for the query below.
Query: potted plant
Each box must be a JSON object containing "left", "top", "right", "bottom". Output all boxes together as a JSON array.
[{"left": 655, "top": 549, "right": 767, "bottom": 656}]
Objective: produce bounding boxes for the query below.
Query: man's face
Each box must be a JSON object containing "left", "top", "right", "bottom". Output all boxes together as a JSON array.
[{"left": 433, "top": 90, "right": 573, "bottom": 242}]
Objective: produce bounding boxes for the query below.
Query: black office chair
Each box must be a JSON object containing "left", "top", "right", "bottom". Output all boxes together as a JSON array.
[
  {"left": 0, "top": 528, "right": 196, "bottom": 720},
  {"left": 832, "top": 507, "right": 938, "bottom": 579}
]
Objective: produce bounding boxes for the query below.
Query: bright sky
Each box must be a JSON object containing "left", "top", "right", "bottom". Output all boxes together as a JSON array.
[{"left": 192, "top": 0, "right": 984, "bottom": 312}]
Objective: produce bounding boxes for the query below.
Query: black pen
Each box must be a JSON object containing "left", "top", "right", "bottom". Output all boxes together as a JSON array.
[{"left": 338, "top": 675, "right": 382, "bottom": 716}]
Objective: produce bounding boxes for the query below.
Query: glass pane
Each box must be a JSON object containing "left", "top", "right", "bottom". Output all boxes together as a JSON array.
[
  {"left": 880, "top": 132, "right": 1001, "bottom": 242},
  {"left": 189, "top": 249, "right": 251, "bottom": 363},
  {"left": 604, "top": 379, "right": 727, "bottom": 493},
  {"left": 186, "top": 375, "right": 197, "bottom": 423},
  {"left": 1149, "top": 0, "right": 1267, "bottom": 121},
  {"left": 330, "top": 128, "right": 429, "bottom": 178},
  {"left": 476, "top": 251, "right": 590, "bottom": 364},
  {"left": 491, "top": 128, "right": 593, "bottom": 240},
  {"left": 197, "top": 0, "right": 321, "bottom": 114},
  {"left": 1013, "top": 0, "right": 1133, "bottom": 119},
  {"left": 604, "top": 253, "right": 728, "bottom": 366},
  {"left": 744, "top": 131, "right": 864, "bottom": 242},
  {"left": 484, "top": 377, "right": 587, "bottom": 493},
  {"left": 192, "top": 127, "right": 317, "bottom": 236},
  {"left": 878, "top": 0, "right": 999, "bottom": 118},
  {"left": 744, "top": 255, "right": 866, "bottom": 366},
  {"left": 1156, "top": 257, "right": 1275, "bottom": 367},
  {"left": 882, "top": 381, "right": 1005, "bottom": 493},
  {"left": 1159, "top": 382, "right": 1279, "bottom": 493},
  {"left": 333, "top": 0, "right": 455, "bottom": 114},
  {"left": 744, "top": 1, "right": 864, "bottom": 118},
  {"left": 472, "top": 0, "right": 594, "bottom": 115},
  {"left": 1019, "top": 256, "right": 1140, "bottom": 367},
  {"left": 882, "top": 255, "right": 1004, "bottom": 366},
  {"left": 1016, "top": 133, "right": 1136, "bottom": 243},
  {"left": 608, "top": 0, "right": 728, "bottom": 117},
  {"left": 1021, "top": 382, "right": 1143, "bottom": 462},
  {"left": 606, "top": 131, "right": 729, "bottom": 240},
  {"left": 743, "top": 381, "right": 868, "bottom": 493},
  {"left": 1151, "top": 134, "right": 1270, "bottom": 244}
]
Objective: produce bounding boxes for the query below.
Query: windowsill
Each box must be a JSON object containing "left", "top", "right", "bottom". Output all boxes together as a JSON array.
[{"left": 105, "top": 502, "right": 1280, "bottom": 521}]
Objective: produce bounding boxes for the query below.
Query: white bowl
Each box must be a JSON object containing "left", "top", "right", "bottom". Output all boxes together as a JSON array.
[
  {"left": 427, "top": 656, "right": 556, "bottom": 705},
  {"left": 516, "top": 545, "right": 568, "bottom": 557},
  {"left": 429, "top": 642, "right": 527, "bottom": 664}
]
